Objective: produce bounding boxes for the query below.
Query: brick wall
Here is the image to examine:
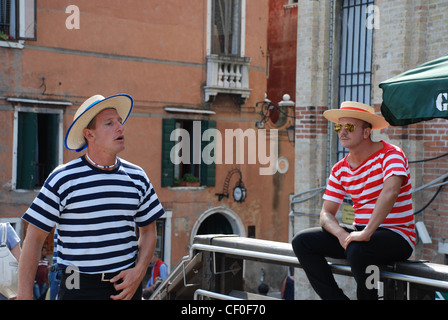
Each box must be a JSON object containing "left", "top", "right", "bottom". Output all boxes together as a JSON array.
[
  {"left": 371, "top": 0, "right": 448, "bottom": 264},
  {"left": 295, "top": 106, "right": 328, "bottom": 140}
]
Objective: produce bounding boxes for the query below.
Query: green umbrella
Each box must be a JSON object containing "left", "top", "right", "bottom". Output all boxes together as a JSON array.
[{"left": 379, "top": 55, "right": 448, "bottom": 126}]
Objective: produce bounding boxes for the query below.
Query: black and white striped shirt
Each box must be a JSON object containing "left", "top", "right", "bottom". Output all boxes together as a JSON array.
[{"left": 23, "top": 156, "right": 165, "bottom": 274}]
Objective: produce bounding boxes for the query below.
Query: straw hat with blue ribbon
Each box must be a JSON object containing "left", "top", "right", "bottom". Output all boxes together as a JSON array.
[{"left": 64, "top": 94, "right": 133, "bottom": 152}]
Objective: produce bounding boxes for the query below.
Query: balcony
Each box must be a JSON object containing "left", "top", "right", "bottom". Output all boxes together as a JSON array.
[{"left": 204, "top": 54, "right": 252, "bottom": 103}]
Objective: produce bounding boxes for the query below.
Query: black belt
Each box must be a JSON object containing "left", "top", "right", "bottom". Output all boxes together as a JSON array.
[
  {"left": 60, "top": 267, "right": 129, "bottom": 282},
  {"left": 84, "top": 270, "right": 121, "bottom": 282}
]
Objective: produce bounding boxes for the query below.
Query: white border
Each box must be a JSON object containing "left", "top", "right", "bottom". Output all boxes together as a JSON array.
[{"left": 12, "top": 106, "right": 64, "bottom": 190}]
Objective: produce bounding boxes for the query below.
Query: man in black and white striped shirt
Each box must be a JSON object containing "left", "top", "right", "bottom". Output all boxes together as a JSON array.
[{"left": 18, "top": 94, "right": 164, "bottom": 300}]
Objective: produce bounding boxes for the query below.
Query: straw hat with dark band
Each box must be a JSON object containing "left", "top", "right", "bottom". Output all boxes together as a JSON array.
[
  {"left": 323, "top": 101, "right": 389, "bottom": 130},
  {"left": 64, "top": 94, "right": 134, "bottom": 152}
]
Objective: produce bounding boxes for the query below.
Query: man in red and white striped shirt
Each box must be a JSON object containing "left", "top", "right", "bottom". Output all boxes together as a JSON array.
[{"left": 292, "top": 101, "right": 415, "bottom": 300}]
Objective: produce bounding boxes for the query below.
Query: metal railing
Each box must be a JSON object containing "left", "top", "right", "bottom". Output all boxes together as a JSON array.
[
  {"left": 150, "top": 235, "right": 448, "bottom": 300},
  {"left": 190, "top": 241, "right": 448, "bottom": 293},
  {"left": 194, "top": 289, "right": 243, "bottom": 301}
]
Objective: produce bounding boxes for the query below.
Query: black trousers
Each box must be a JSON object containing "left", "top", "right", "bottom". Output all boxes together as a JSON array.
[
  {"left": 291, "top": 225, "right": 413, "bottom": 300},
  {"left": 57, "top": 268, "right": 142, "bottom": 300}
]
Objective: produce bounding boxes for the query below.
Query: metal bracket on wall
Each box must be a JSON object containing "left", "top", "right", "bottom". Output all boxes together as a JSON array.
[
  {"left": 182, "top": 261, "right": 200, "bottom": 287},
  {"left": 212, "top": 252, "right": 241, "bottom": 275}
]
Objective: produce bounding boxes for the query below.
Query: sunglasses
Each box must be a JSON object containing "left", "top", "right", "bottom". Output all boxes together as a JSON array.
[{"left": 334, "top": 123, "right": 356, "bottom": 133}]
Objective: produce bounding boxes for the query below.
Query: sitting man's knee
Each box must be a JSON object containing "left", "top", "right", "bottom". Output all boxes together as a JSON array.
[
  {"left": 292, "top": 230, "right": 310, "bottom": 256},
  {"left": 345, "top": 241, "right": 371, "bottom": 265}
]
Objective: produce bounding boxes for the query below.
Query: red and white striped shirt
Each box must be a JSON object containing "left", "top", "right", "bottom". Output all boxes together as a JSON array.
[{"left": 323, "top": 141, "right": 415, "bottom": 247}]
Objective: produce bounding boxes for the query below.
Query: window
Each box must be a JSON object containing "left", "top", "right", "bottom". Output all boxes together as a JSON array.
[
  {"left": 174, "top": 120, "right": 200, "bottom": 182},
  {"left": 14, "top": 107, "right": 63, "bottom": 190},
  {"left": 155, "top": 219, "right": 165, "bottom": 261},
  {"left": 0, "top": 0, "right": 36, "bottom": 41},
  {"left": 161, "top": 119, "right": 216, "bottom": 187},
  {"left": 211, "top": 0, "right": 242, "bottom": 56},
  {"left": 142, "top": 218, "right": 167, "bottom": 286},
  {"left": 336, "top": 0, "right": 374, "bottom": 161},
  {"left": 247, "top": 225, "right": 256, "bottom": 238},
  {"left": 0, "top": 218, "right": 22, "bottom": 239},
  {"left": 205, "top": 0, "right": 250, "bottom": 101}
]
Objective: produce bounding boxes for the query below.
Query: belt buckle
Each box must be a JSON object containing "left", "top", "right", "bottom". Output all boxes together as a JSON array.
[{"left": 101, "top": 273, "right": 111, "bottom": 282}]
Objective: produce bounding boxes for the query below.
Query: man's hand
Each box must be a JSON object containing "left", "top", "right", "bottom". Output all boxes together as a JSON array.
[
  {"left": 110, "top": 222, "right": 157, "bottom": 300},
  {"left": 343, "top": 230, "right": 371, "bottom": 249},
  {"left": 320, "top": 200, "right": 350, "bottom": 249},
  {"left": 110, "top": 267, "right": 145, "bottom": 300}
]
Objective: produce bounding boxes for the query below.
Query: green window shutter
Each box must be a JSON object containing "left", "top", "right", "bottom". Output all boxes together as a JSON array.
[
  {"left": 161, "top": 119, "right": 176, "bottom": 187},
  {"left": 17, "top": 112, "right": 38, "bottom": 189},
  {"left": 200, "top": 120, "right": 216, "bottom": 186},
  {"left": 41, "top": 113, "right": 59, "bottom": 182}
]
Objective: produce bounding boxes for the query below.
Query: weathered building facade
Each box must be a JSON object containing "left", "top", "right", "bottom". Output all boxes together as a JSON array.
[{"left": 0, "top": 0, "right": 295, "bottom": 276}]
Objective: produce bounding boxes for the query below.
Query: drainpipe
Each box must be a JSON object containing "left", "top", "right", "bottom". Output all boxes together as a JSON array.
[{"left": 326, "top": 0, "right": 335, "bottom": 179}]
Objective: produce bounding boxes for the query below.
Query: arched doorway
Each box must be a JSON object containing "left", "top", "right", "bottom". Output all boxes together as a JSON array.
[
  {"left": 197, "top": 213, "right": 233, "bottom": 235},
  {"left": 190, "top": 206, "right": 245, "bottom": 244}
]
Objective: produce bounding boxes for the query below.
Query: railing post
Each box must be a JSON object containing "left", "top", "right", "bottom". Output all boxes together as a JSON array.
[
  {"left": 202, "top": 251, "right": 214, "bottom": 292},
  {"left": 383, "top": 279, "right": 407, "bottom": 300},
  {"left": 211, "top": 252, "right": 244, "bottom": 295}
]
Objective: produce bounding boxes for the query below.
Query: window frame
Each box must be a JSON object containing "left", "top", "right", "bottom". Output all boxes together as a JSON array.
[
  {"left": 17, "top": 0, "right": 36, "bottom": 40},
  {"left": 211, "top": 0, "right": 242, "bottom": 56},
  {"left": 173, "top": 119, "right": 201, "bottom": 182},
  {"left": 0, "top": 217, "right": 23, "bottom": 239},
  {"left": 12, "top": 105, "right": 64, "bottom": 191},
  {"left": 0, "top": 0, "right": 36, "bottom": 47},
  {"left": 336, "top": 0, "right": 374, "bottom": 161},
  {"left": 161, "top": 118, "right": 216, "bottom": 187},
  {"left": 207, "top": 0, "right": 246, "bottom": 57}
]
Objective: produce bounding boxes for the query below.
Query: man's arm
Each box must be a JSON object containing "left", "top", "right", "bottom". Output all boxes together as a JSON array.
[
  {"left": 320, "top": 200, "right": 350, "bottom": 249},
  {"left": 17, "top": 224, "right": 48, "bottom": 300},
  {"left": 344, "top": 175, "right": 404, "bottom": 247},
  {"left": 11, "top": 243, "right": 21, "bottom": 263},
  {"left": 110, "top": 221, "right": 157, "bottom": 300}
]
